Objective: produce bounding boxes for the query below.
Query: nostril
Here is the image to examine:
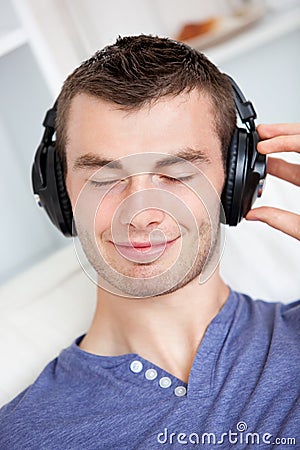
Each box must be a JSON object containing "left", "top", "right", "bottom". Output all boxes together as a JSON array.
[{"left": 129, "top": 208, "right": 165, "bottom": 229}]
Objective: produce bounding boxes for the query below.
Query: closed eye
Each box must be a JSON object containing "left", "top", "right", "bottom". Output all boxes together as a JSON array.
[
  {"left": 90, "top": 179, "right": 122, "bottom": 187},
  {"left": 162, "top": 175, "right": 194, "bottom": 183},
  {"left": 89, "top": 174, "right": 194, "bottom": 188}
]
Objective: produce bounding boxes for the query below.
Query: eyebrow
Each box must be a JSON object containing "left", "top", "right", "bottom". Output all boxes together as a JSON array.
[{"left": 72, "top": 147, "right": 211, "bottom": 171}]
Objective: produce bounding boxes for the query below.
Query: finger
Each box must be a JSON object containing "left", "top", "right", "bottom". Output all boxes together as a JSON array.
[
  {"left": 267, "top": 157, "right": 300, "bottom": 187},
  {"left": 257, "top": 123, "right": 300, "bottom": 139},
  {"left": 245, "top": 207, "right": 300, "bottom": 240},
  {"left": 257, "top": 134, "right": 300, "bottom": 154}
]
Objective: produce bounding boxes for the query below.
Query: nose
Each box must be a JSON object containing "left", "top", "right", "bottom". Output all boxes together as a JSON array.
[
  {"left": 119, "top": 175, "right": 166, "bottom": 229},
  {"left": 129, "top": 208, "right": 165, "bottom": 230}
]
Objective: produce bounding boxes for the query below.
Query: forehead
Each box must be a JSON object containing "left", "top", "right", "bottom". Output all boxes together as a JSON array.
[{"left": 66, "top": 90, "right": 221, "bottom": 166}]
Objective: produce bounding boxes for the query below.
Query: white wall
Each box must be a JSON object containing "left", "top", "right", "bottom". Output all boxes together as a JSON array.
[
  {"left": 0, "top": 43, "right": 67, "bottom": 285},
  {"left": 64, "top": 0, "right": 229, "bottom": 55}
]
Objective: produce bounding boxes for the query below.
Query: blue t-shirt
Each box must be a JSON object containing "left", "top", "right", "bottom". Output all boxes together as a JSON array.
[{"left": 0, "top": 288, "right": 299, "bottom": 449}]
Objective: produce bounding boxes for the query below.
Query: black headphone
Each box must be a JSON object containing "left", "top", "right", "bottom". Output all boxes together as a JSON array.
[{"left": 31, "top": 75, "right": 266, "bottom": 237}]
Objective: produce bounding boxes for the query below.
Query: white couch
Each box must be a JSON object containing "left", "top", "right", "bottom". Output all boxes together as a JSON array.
[{"left": 0, "top": 244, "right": 96, "bottom": 408}]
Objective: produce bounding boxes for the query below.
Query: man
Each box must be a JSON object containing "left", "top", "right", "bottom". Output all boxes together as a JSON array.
[{"left": 0, "top": 35, "right": 299, "bottom": 449}]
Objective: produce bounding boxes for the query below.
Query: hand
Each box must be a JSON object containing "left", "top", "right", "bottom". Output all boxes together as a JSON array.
[{"left": 245, "top": 123, "right": 300, "bottom": 240}]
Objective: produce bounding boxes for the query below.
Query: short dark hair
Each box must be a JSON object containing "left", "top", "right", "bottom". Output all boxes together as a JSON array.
[{"left": 56, "top": 34, "right": 236, "bottom": 175}]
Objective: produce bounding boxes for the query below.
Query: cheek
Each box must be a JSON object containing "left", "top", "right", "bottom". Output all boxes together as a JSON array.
[
  {"left": 182, "top": 193, "right": 211, "bottom": 229},
  {"left": 94, "top": 197, "right": 117, "bottom": 236},
  {"left": 181, "top": 172, "right": 224, "bottom": 227},
  {"left": 197, "top": 160, "right": 225, "bottom": 193},
  {"left": 65, "top": 175, "right": 82, "bottom": 211},
  {"left": 213, "top": 169, "right": 226, "bottom": 195},
  {"left": 67, "top": 178, "right": 115, "bottom": 235}
]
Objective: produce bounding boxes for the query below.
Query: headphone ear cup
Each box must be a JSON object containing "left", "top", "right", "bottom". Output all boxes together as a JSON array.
[
  {"left": 54, "top": 150, "right": 76, "bottom": 236},
  {"left": 221, "top": 128, "right": 238, "bottom": 224},
  {"left": 241, "top": 129, "right": 265, "bottom": 218},
  {"left": 221, "top": 128, "right": 248, "bottom": 226},
  {"left": 32, "top": 142, "right": 75, "bottom": 237}
]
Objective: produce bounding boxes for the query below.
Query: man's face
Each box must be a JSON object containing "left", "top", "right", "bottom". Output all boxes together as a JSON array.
[{"left": 65, "top": 90, "right": 225, "bottom": 298}]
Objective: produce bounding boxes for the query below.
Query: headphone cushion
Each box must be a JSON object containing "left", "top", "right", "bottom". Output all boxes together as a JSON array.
[
  {"left": 54, "top": 151, "right": 74, "bottom": 235},
  {"left": 222, "top": 128, "right": 239, "bottom": 221}
]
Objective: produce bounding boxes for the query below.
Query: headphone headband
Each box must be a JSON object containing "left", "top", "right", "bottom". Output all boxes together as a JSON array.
[{"left": 226, "top": 75, "right": 256, "bottom": 131}]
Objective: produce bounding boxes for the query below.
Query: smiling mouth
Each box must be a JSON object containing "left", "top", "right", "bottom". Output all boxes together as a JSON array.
[{"left": 110, "top": 237, "right": 180, "bottom": 259}]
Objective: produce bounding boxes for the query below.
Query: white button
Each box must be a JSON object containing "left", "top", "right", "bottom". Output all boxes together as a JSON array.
[
  {"left": 159, "top": 376, "right": 172, "bottom": 388},
  {"left": 174, "top": 386, "right": 187, "bottom": 397},
  {"left": 130, "top": 360, "right": 143, "bottom": 373},
  {"left": 145, "top": 368, "right": 158, "bottom": 380}
]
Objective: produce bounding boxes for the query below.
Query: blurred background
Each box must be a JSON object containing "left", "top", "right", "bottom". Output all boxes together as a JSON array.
[
  {"left": 1, "top": 0, "right": 300, "bottom": 298},
  {"left": 0, "top": 0, "right": 300, "bottom": 406}
]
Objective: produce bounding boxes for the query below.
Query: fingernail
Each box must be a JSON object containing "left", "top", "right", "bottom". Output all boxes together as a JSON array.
[{"left": 245, "top": 213, "right": 259, "bottom": 221}]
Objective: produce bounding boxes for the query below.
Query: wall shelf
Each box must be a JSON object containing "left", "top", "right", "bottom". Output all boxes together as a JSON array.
[{"left": 198, "top": 6, "right": 300, "bottom": 64}]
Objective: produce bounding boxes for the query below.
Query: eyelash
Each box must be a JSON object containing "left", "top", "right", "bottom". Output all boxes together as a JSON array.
[
  {"left": 159, "top": 175, "right": 194, "bottom": 184},
  {"left": 90, "top": 175, "right": 194, "bottom": 187},
  {"left": 90, "top": 179, "right": 125, "bottom": 187}
]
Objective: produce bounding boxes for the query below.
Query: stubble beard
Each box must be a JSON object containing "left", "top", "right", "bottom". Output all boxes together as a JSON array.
[{"left": 76, "top": 218, "right": 220, "bottom": 298}]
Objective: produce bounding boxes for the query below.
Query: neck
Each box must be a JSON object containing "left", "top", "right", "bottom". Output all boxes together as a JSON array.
[{"left": 79, "top": 271, "right": 230, "bottom": 383}]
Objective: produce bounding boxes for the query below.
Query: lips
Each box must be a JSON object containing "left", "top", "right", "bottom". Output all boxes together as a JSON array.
[
  {"left": 132, "top": 242, "right": 156, "bottom": 248},
  {"left": 110, "top": 237, "right": 179, "bottom": 260},
  {"left": 113, "top": 237, "right": 178, "bottom": 248}
]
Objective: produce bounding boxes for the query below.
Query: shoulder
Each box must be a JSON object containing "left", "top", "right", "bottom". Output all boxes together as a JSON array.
[
  {"left": 234, "top": 289, "right": 300, "bottom": 327},
  {"left": 222, "top": 289, "right": 300, "bottom": 390},
  {"left": 231, "top": 288, "right": 300, "bottom": 352},
  {"left": 0, "top": 358, "right": 58, "bottom": 414},
  {"left": 0, "top": 357, "right": 60, "bottom": 448}
]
